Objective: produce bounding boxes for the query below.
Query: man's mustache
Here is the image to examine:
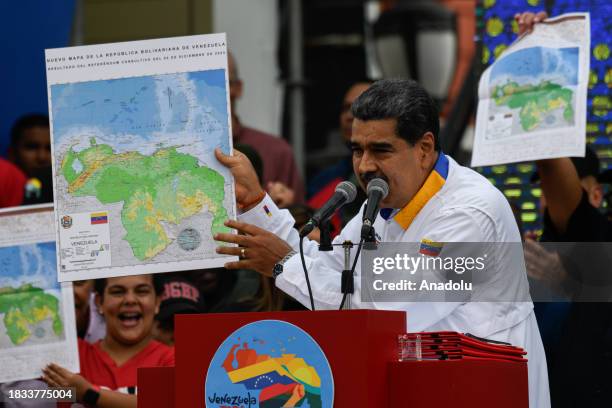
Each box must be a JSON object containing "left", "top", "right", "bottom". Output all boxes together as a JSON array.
[{"left": 360, "top": 172, "right": 388, "bottom": 185}]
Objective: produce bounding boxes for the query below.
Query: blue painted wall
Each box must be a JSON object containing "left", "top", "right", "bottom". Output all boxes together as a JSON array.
[{"left": 0, "top": 1, "right": 76, "bottom": 156}]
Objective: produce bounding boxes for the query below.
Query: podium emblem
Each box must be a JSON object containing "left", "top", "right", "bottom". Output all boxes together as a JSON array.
[{"left": 205, "top": 320, "right": 334, "bottom": 408}]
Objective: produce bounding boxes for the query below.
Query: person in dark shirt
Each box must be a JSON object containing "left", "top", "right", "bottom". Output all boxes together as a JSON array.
[
  {"left": 536, "top": 147, "right": 611, "bottom": 242},
  {"left": 533, "top": 153, "right": 612, "bottom": 407},
  {"left": 516, "top": 11, "right": 612, "bottom": 407}
]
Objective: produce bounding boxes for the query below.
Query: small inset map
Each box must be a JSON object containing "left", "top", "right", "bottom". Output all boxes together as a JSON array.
[
  {"left": 486, "top": 46, "right": 578, "bottom": 139},
  {"left": 0, "top": 243, "right": 65, "bottom": 348}
]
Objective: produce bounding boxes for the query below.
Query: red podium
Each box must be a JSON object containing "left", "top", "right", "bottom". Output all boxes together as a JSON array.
[{"left": 138, "top": 310, "right": 528, "bottom": 407}]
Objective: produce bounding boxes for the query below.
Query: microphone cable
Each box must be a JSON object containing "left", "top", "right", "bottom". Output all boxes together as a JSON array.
[{"left": 299, "top": 235, "right": 316, "bottom": 311}]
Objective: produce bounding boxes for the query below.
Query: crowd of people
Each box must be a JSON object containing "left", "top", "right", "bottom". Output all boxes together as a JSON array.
[{"left": 0, "top": 9, "right": 610, "bottom": 408}]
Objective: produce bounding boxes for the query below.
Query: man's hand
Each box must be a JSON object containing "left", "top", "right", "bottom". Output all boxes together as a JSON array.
[
  {"left": 524, "top": 239, "right": 568, "bottom": 290},
  {"left": 268, "top": 182, "right": 295, "bottom": 208},
  {"left": 215, "top": 219, "right": 293, "bottom": 277},
  {"left": 515, "top": 11, "right": 548, "bottom": 36},
  {"left": 215, "top": 148, "right": 265, "bottom": 210},
  {"left": 42, "top": 363, "right": 92, "bottom": 402}
]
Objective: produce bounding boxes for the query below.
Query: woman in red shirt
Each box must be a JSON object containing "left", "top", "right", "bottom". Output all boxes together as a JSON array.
[{"left": 42, "top": 274, "right": 174, "bottom": 408}]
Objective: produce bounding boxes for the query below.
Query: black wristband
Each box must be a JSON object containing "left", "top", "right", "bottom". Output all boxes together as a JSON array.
[{"left": 82, "top": 388, "right": 100, "bottom": 406}]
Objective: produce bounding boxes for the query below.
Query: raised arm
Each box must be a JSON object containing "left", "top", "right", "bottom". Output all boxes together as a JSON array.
[{"left": 536, "top": 158, "right": 583, "bottom": 234}]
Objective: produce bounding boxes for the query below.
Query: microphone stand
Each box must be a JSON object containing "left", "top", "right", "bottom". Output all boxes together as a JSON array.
[
  {"left": 341, "top": 240, "right": 354, "bottom": 310},
  {"left": 318, "top": 220, "right": 333, "bottom": 251},
  {"left": 361, "top": 224, "right": 378, "bottom": 250}
]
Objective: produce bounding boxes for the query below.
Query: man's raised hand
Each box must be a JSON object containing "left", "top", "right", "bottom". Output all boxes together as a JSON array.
[{"left": 215, "top": 148, "right": 265, "bottom": 211}]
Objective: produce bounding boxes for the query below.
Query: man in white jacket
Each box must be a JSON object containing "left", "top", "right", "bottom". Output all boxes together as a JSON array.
[{"left": 215, "top": 79, "right": 550, "bottom": 407}]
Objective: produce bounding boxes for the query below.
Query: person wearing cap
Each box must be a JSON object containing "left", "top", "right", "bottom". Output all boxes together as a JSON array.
[{"left": 153, "top": 275, "right": 203, "bottom": 346}]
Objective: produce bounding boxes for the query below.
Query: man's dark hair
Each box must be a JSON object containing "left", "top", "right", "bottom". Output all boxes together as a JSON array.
[
  {"left": 10, "top": 114, "right": 50, "bottom": 148},
  {"left": 351, "top": 79, "right": 440, "bottom": 150},
  {"left": 94, "top": 275, "right": 164, "bottom": 298}
]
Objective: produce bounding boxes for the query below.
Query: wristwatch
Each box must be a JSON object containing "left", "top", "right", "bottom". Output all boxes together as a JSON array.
[
  {"left": 273, "top": 250, "right": 297, "bottom": 278},
  {"left": 82, "top": 386, "right": 101, "bottom": 406}
]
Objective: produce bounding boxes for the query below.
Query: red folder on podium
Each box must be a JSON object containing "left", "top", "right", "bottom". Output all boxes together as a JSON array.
[{"left": 400, "top": 331, "right": 528, "bottom": 363}]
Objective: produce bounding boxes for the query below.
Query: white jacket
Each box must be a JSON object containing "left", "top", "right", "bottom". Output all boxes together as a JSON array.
[{"left": 239, "top": 154, "right": 550, "bottom": 408}]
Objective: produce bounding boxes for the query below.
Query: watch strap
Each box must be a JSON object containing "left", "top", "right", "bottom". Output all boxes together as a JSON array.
[
  {"left": 82, "top": 387, "right": 101, "bottom": 406},
  {"left": 273, "top": 250, "right": 297, "bottom": 278}
]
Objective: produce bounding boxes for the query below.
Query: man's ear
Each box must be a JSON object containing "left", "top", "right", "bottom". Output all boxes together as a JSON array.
[
  {"left": 418, "top": 132, "right": 436, "bottom": 167},
  {"left": 419, "top": 132, "right": 435, "bottom": 154},
  {"left": 588, "top": 183, "right": 603, "bottom": 208}
]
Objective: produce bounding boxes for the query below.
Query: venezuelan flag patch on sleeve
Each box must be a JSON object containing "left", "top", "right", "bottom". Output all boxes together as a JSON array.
[
  {"left": 263, "top": 205, "right": 272, "bottom": 217},
  {"left": 419, "top": 238, "right": 443, "bottom": 256}
]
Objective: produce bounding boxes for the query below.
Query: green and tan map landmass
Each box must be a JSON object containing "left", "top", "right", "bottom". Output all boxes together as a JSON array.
[
  {"left": 61, "top": 138, "right": 229, "bottom": 260},
  {"left": 492, "top": 80, "right": 574, "bottom": 131},
  {"left": 0, "top": 284, "right": 63, "bottom": 346}
]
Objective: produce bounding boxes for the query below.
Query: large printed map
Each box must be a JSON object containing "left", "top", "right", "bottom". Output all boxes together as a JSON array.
[
  {"left": 51, "top": 69, "right": 234, "bottom": 274},
  {"left": 472, "top": 13, "right": 589, "bottom": 167}
]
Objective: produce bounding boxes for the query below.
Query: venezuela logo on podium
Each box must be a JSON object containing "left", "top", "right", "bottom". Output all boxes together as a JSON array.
[{"left": 205, "top": 320, "right": 334, "bottom": 407}]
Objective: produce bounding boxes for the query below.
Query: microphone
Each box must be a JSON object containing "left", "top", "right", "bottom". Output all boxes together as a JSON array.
[
  {"left": 299, "top": 181, "right": 357, "bottom": 238},
  {"left": 360, "top": 178, "right": 389, "bottom": 240}
]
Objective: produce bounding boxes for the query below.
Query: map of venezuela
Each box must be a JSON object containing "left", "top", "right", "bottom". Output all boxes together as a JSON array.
[
  {"left": 492, "top": 80, "right": 574, "bottom": 131},
  {"left": 60, "top": 138, "right": 228, "bottom": 260},
  {"left": 489, "top": 46, "right": 578, "bottom": 134},
  {"left": 0, "top": 242, "right": 65, "bottom": 347},
  {"left": 50, "top": 69, "right": 235, "bottom": 269},
  {"left": 0, "top": 284, "right": 62, "bottom": 345}
]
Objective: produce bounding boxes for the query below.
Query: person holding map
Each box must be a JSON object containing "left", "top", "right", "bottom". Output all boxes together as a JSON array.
[
  {"left": 516, "top": 10, "right": 612, "bottom": 407},
  {"left": 215, "top": 78, "right": 550, "bottom": 407},
  {"left": 41, "top": 274, "right": 173, "bottom": 408}
]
